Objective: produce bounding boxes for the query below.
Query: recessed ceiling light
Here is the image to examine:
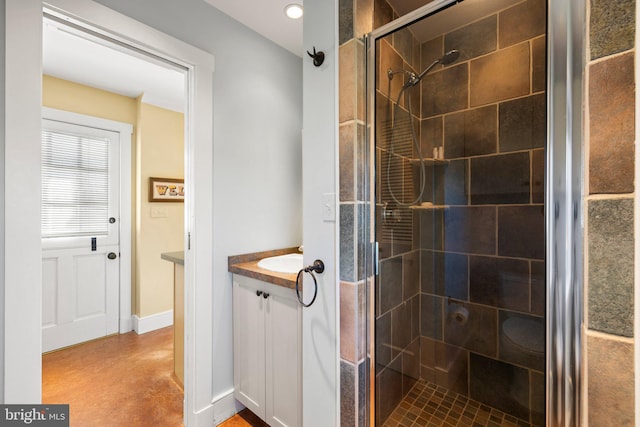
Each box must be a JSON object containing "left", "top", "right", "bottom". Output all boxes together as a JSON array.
[{"left": 284, "top": 3, "right": 303, "bottom": 19}]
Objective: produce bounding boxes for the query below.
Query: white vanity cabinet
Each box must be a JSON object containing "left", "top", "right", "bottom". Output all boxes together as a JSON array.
[{"left": 233, "top": 275, "right": 302, "bottom": 427}]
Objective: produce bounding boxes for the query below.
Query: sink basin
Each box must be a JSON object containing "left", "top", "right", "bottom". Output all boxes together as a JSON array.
[{"left": 257, "top": 253, "right": 303, "bottom": 274}]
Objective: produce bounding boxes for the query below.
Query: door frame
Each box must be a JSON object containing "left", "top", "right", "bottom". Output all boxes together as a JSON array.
[
  {"left": 42, "top": 107, "right": 133, "bottom": 335},
  {"left": 6, "top": 1, "right": 216, "bottom": 426},
  {"left": 365, "top": 0, "right": 586, "bottom": 425}
]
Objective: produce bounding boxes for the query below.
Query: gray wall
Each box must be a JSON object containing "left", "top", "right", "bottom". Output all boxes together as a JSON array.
[{"left": 94, "top": 0, "right": 303, "bottom": 401}]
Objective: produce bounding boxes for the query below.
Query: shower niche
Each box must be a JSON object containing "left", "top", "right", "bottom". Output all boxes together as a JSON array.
[{"left": 370, "top": 0, "right": 546, "bottom": 426}]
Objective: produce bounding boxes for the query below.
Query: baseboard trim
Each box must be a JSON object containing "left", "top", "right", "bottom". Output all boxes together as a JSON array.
[
  {"left": 132, "top": 310, "right": 173, "bottom": 334},
  {"left": 212, "top": 389, "right": 244, "bottom": 426},
  {"left": 119, "top": 316, "right": 133, "bottom": 333}
]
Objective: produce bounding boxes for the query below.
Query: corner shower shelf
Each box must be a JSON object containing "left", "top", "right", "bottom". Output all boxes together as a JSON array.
[
  {"left": 408, "top": 203, "right": 450, "bottom": 210},
  {"left": 409, "top": 158, "right": 449, "bottom": 165}
]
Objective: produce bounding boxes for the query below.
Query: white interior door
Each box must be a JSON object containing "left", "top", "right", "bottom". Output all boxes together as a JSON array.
[{"left": 41, "top": 118, "right": 120, "bottom": 353}]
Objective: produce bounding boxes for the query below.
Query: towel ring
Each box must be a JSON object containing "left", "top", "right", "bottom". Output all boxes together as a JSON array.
[{"left": 295, "top": 259, "right": 324, "bottom": 307}]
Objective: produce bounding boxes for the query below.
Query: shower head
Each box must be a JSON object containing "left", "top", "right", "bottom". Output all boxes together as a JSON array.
[
  {"left": 403, "top": 49, "right": 461, "bottom": 88},
  {"left": 439, "top": 49, "right": 461, "bottom": 65}
]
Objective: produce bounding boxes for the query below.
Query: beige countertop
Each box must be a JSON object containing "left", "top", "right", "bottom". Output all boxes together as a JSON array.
[
  {"left": 228, "top": 247, "right": 300, "bottom": 289},
  {"left": 161, "top": 251, "right": 184, "bottom": 265}
]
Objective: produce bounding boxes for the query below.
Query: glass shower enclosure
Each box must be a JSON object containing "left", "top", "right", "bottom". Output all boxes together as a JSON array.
[{"left": 369, "top": 0, "right": 547, "bottom": 425}]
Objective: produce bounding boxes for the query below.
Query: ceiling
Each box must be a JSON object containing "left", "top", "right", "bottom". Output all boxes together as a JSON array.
[
  {"left": 42, "top": 0, "right": 520, "bottom": 112},
  {"left": 43, "top": 18, "right": 186, "bottom": 113},
  {"left": 42, "top": 1, "right": 304, "bottom": 114},
  {"left": 202, "top": 0, "right": 304, "bottom": 57}
]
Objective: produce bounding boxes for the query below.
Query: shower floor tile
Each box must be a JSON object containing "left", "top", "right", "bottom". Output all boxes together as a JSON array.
[{"left": 382, "top": 380, "right": 534, "bottom": 427}]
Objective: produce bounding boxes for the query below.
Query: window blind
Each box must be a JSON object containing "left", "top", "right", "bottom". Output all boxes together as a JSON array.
[{"left": 41, "top": 128, "right": 110, "bottom": 238}]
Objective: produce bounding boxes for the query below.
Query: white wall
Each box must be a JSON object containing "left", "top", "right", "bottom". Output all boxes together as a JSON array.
[
  {"left": 93, "top": 0, "right": 303, "bottom": 408},
  {"left": 302, "top": 1, "right": 339, "bottom": 425}
]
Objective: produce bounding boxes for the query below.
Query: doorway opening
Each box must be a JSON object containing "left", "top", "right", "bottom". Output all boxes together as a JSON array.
[{"left": 41, "top": 9, "right": 187, "bottom": 425}]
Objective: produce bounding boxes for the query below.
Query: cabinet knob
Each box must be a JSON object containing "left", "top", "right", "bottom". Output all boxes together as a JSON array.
[
  {"left": 256, "top": 290, "right": 263, "bottom": 297},
  {"left": 263, "top": 293, "right": 270, "bottom": 299}
]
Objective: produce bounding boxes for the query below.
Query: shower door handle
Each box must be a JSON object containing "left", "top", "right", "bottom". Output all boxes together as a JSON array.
[{"left": 374, "top": 241, "right": 379, "bottom": 276}]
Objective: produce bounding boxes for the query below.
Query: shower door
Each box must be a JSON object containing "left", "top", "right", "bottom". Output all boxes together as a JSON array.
[{"left": 371, "top": 1, "right": 546, "bottom": 426}]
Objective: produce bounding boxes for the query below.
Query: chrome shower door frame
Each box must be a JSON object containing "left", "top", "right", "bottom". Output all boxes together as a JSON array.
[{"left": 365, "top": 1, "right": 585, "bottom": 425}]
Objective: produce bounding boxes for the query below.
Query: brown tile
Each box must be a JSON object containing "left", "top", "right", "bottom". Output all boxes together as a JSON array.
[
  {"left": 403, "top": 250, "right": 420, "bottom": 299},
  {"left": 422, "top": 250, "right": 468, "bottom": 300},
  {"left": 392, "top": 301, "right": 413, "bottom": 351},
  {"left": 589, "top": 52, "right": 635, "bottom": 194},
  {"left": 378, "top": 38, "right": 404, "bottom": 100},
  {"left": 498, "top": 311, "right": 545, "bottom": 371},
  {"left": 377, "top": 357, "right": 404, "bottom": 423},
  {"left": 356, "top": 280, "right": 367, "bottom": 361},
  {"left": 530, "top": 260, "right": 545, "bottom": 316},
  {"left": 590, "top": 0, "right": 635, "bottom": 60},
  {"left": 498, "top": 0, "right": 546, "bottom": 48},
  {"left": 498, "top": 205, "right": 544, "bottom": 260},
  {"left": 341, "top": 361, "right": 357, "bottom": 426},
  {"left": 469, "top": 353, "right": 530, "bottom": 421},
  {"left": 433, "top": 342, "right": 468, "bottom": 395},
  {"left": 420, "top": 116, "right": 443, "bottom": 159},
  {"left": 469, "top": 256, "right": 530, "bottom": 312},
  {"left": 445, "top": 15, "right": 497, "bottom": 62},
  {"left": 470, "top": 152, "right": 530, "bottom": 205},
  {"left": 374, "top": 0, "right": 394, "bottom": 30},
  {"left": 412, "top": 38, "right": 421, "bottom": 74},
  {"left": 376, "top": 311, "right": 392, "bottom": 372},
  {"left": 445, "top": 301, "right": 498, "bottom": 357},
  {"left": 421, "top": 294, "right": 443, "bottom": 340},
  {"left": 530, "top": 371, "right": 546, "bottom": 426},
  {"left": 532, "top": 36, "right": 546, "bottom": 93},
  {"left": 340, "top": 40, "right": 357, "bottom": 123},
  {"left": 380, "top": 256, "right": 403, "bottom": 314},
  {"left": 499, "top": 94, "right": 546, "bottom": 152},
  {"left": 470, "top": 43, "right": 530, "bottom": 107},
  {"left": 445, "top": 105, "right": 498, "bottom": 158},
  {"left": 444, "top": 206, "right": 496, "bottom": 255},
  {"left": 402, "top": 338, "right": 421, "bottom": 395},
  {"left": 420, "top": 208, "right": 444, "bottom": 251},
  {"left": 377, "top": 91, "right": 394, "bottom": 151},
  {"left": 341, "top": 281, "right": 357, "bottom": 363},
  {"left": 532, "top": 149, "right": 544, "bottom": 204},
  {"left": 588, "top": 198, "right": 634, "bottom": 337},
  {"left": 421, "top": 36, "right": 444, "bottom": 74},
  {"left": 340, "top": 123, "right": 356, "bottom": 202},
  {"left": 394, "top": 27, "right": 415, "bottom": 70},
  {"left": 355, "top": 0, "right": 374, "bottom": 38},
  {"left": 355, "top": 123, "right": 367, "bottom": 201},
  {"left": 339, "top": 0, "right": 354, "bottom": 45},
  {"left": 422, "top": 62, "right": 469, "bottom": 117},
  {"left": 587, "top": 333, "right": 635, "bottom": 426},
  {"left": 441, "top": 159, "right": 469, "bottom": 206},
  {"left": 355, "top": 41, "right": 366, "bottom": 122}
]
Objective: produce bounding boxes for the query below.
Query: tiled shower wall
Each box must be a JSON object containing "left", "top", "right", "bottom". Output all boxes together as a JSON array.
[
  {"left": 373, "top": 20, "right": 423, "bottom": 426},
  {"left": 585, "top": 0, "right": 636, "bottom": 425},
  {"left": 414, "top": 2, "right": 546, "bottom": 425},
  {"left": 339, "top": 0, "right": 638, "bottom": 426}
]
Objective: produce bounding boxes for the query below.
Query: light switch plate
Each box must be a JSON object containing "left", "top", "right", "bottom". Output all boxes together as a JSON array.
[
  {"left": 151, "top": 206, "right": 168, "bottom": 218},
  {"left": 322, "top": 193, "right": 335, "bottom": 222}
]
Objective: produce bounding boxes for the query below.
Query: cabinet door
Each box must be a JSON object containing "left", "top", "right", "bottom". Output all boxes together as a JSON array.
[
  {"left": 233, "top": 276, "right": 266, "bottom": 418},
  {"left": 265, "top": 285, "right": 302, "bottom": 427}
]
